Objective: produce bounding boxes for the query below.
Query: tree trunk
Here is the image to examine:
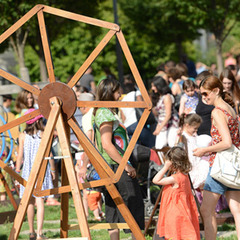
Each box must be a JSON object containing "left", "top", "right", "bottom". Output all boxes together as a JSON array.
[
  {"left": 39, "top": 56, "right": 48, "bottom": 82},
  {"left": 216, "top": 38, "right": 223, "bottom": 76},
  {"left": 16, "top": 29, "right": 30, "bottom": 83}
]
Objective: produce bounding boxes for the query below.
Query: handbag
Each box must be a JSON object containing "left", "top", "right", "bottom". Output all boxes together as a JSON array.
[{"left": 210, "top": 145, "right": 240, "bottom": 189}]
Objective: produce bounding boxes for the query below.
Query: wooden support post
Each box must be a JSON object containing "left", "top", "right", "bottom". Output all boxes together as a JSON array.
[
  {"left": 56, "top": 110, "right": 91, "bottom": 239},
  {"left": 8, "top": 97, "right": 60, "bottom": 240}
]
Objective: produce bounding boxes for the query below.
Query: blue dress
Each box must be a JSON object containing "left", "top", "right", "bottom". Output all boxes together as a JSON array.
[{"left": 20, "top": 132, "right": 53, "bottom": 198}]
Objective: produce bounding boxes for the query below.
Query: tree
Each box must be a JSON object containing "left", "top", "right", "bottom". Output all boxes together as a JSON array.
[
  {"left": 0, "top": 1, "right": 105, "bottom": 82},
  {"left": 191, "top": 0, "right": 240, "bottom": 74}
]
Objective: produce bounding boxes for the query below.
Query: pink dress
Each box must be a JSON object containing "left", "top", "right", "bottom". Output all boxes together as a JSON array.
[{"left": 157, "top": 172, "right": 200, "bottom": 240}]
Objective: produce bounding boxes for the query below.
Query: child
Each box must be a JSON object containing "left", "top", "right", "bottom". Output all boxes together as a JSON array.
[
  {"left": 152, "top": 146, "right": 200, "bottom": 240},
  {"left": 15, "top": 108, "right": 55, "bottom": 240},
  {"left": 177, "top": 113, "right": 210, "bottom": 189},
  {"left": 179, "top": 80, "right": 199, "bottom": 115}
]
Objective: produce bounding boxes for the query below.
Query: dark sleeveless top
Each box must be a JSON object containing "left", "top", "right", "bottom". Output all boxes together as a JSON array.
[{"left": 196, "top": 94, "right": 214, "bottom": 136}]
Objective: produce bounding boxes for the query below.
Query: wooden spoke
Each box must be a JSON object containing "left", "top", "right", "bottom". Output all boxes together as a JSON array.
[
  {"left": 37, "top": 10, "right": 56, "bottom": 83},
  {"left": 34, "top": 177, "right": 112, "bottom": 197},
  {"left": 116, "top": 30, "right": 152, "bottom": 108},
  {"left": 0, "top": 69, "right": 41, "bottom": 95},
  {"left": 0, "top": 160, "right": 27, "bottom": 188},
  {"left": 77, "top": 100, "right": 148, "bottom": 109},
  {"left": 68, "top": 117, "right": 114, "bottom": 178},
  {"left": 68, "top": 30, "right": 116, "bottom": 88},
  {"left": 0, "top": 5, "right": 44, "bottom": 44},
  {"left": 0, "top": 109, "right": 41, "bottom": 134},
  {"left": 114, "top": 108, "right": 150, "bottom": 181},
  {"left": 42, "top": 5, "right": 119, "bottom": 31}
]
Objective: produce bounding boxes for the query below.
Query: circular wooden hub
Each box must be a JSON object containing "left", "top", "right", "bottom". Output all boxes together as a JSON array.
[{"left": 38, "top": 82, "right": 77, "bottom": 120}]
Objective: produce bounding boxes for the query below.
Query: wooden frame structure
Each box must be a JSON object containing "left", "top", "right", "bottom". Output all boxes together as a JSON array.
[{"left": 0, "top": 5, "right": 152, "bottom": 240}]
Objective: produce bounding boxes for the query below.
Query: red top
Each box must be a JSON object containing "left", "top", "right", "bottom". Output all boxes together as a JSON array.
[
  {"left": 209, "top": 107, "right": 240, "bottom": 167},
  {"left": 157, "top": 172, "right": 200, "bottom": 240}
]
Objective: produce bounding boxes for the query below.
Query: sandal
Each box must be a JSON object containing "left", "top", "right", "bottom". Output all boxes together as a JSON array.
[
  {"left": 37, "top": 234, "right": 48, "bottom": 240},
  {"left": 29, "top": 232, "right": 37, "bottom": 240}
]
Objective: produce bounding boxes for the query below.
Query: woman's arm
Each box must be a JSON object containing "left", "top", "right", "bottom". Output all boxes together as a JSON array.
[
  {"left": 153, "top": 94, "right": 172, "bottom": 135},
  {"left": 100, "top": 121, "right": 136, "bottom": 178},
  {"left": 15, "top": 133, "right": 25, "bottom": 172},
  {"left": 193, "top": 109, "right": 232, "bottom": 157},
  {"left": 152, "top": 160, "right": 176, "bottom": 186}
]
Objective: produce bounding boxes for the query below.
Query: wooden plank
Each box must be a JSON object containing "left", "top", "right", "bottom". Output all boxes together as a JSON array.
[
  {"left": 34, "top": 178, "right": 112, "bottom": 197},
  {"left": 9, "top": 97, "right": 60, "bottom": 240},
  {"left": 0, "top": 160, "right": 27, "bottom": 187},
  {"left": 0, "top": 109, "right": 41, "bottom": 133},
  {"left": 42, "top": 5, "right": 119, "bottom": 31},
  {"left": 0, "top": 69, "right": 41, "bottom": 95},
  {"left": 116, "top": 30, "right": 152, "bottom": 108},
  {"left": 56, "top": 111, "right": 91, "bottom": 239},
  {"left": 48, "top": 238, "right": 88, "bottom": 240},
  {"left": 68, "top": 30, "right": 116, "bottom": 89},
  {"left": 37, "top": 10, "right": 56, "bottom": 83},
  {"left": 68, "top": 117, "right": 114, "bottom": 178},
  {"left": 0, "top": 171, "right": 18, "bottom": 210},
  {"left": 0, "top": 5, "right": 44, "bottom": 44},
  {"left": 77, "top": 100, "right": 148, "bottom": 109},
  {"left": 114, "top": 108, "right": 150, "bottom": 181},
  {"left": 69, "top": 223, "right": 129, "bottom": 230},
  {"left": 60, "top": 160, "right": 69, "bottom": 239}
]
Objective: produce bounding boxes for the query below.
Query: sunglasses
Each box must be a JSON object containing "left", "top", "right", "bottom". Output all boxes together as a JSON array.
[{"left": 200, "top": 90, "right": 212, "bottom": 97}]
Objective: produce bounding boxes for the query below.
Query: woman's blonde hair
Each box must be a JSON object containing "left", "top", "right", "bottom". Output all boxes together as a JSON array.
[{"left": 165, "top": 146, "right": 191, "bottom": 174}]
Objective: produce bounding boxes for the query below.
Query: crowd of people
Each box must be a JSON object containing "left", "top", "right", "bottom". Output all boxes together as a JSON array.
[{"left": 1, "top": 56, "right": 240, "bottom": 240}]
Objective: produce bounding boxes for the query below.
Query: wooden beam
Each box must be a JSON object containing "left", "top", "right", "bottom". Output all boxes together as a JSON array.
[
  {"left": 77, "top": 100, "right": 148, "bottom": 109},
  {"left": 42, "top": 5, "right": 120, "bottom": 31},
  {"left": 37, "top": 10, "right": 56, "bottom": 83},
  {"left": 68, "top": 30, "right": 116, "bottom": 89},
  {"left": 0, "top": 109, "right": 41, "bottom": 133},
  {"left": 69, "top": 223, "right": 129, "bottom": 230},
  {"left": 116, "top": 30, "right": 152, "bottom": 108},
  {"left": 0, "top": 69, "right": 41, "bottom": 95},
  {"left": 0, "top": 5, "right": 44, "bottom": 44},
  {"left": 56, "top": 110, "right": 91, "bottom": 239}
]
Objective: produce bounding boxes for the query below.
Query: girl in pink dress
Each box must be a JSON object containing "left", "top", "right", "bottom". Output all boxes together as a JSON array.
[{"left": 153, "top": 147, "right": 200, "bottom": 240}]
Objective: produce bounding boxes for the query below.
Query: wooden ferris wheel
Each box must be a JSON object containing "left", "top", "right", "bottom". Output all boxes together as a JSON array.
[{"left": 0, "top": 5, "right": 152, "bottom": 240}]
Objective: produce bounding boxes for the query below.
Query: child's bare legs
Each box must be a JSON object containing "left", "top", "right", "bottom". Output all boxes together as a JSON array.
[
  {"left": 93, "top": 207, "right": 101, "bottom": 220},
  {"left": 0, "top": 192, "right": 6, "bottom": 201},
  {"left": 108, "top": 229, "right": 119, "bottom": 240},
  {"left": 27, "top": 197, "right": 35, "bottom": 234},
  {"left": 82, "top": 189, "right": 89, "bottom": 217},
  {"left": 200, "top": 190, "right": 220, "bottom": 240},
  {"left": 36, "top": 197, "right": 45, "bottom": 237}
]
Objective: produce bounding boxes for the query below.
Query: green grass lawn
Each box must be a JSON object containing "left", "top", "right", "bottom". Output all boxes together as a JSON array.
[{"left": 0, "top": 196, "right": 238, "bottom": 240}]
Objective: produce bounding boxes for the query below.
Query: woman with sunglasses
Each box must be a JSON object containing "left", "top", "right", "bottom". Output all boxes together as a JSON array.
[{"left": 193, "top": 75, "right": 240, "bottom": 240}]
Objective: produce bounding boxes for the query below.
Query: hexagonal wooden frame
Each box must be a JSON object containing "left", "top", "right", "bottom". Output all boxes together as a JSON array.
[{"left": 0, "top": 5, "right": 152, "bottom": 240}]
